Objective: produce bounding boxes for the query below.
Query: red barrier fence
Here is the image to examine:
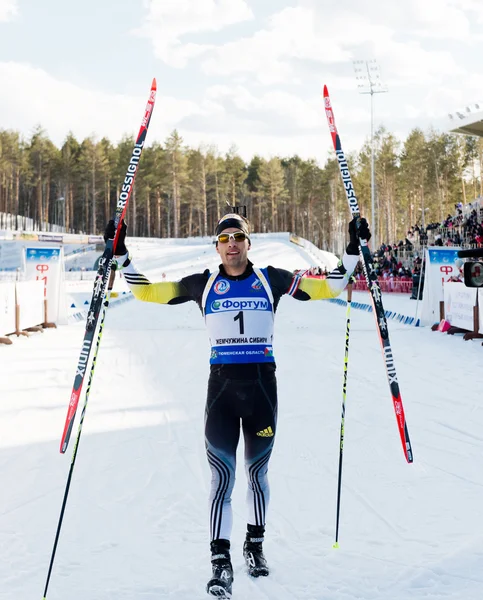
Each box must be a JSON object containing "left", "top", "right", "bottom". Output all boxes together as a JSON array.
[
  {"left": 352, "top": 278, "right": 413, "bottom": 294},
  {"left": 304, "top": 273, "right": 414, "bottom": 294}
]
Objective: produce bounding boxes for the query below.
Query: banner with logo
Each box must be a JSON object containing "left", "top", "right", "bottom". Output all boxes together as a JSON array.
[
  {"left": 38, "top": 234, "right": 64, "bottom": 243},
  {"left": 25, "top": 246, "right": 64, "bottom": 323},
  {"left": 420, "top": 247, "right": 462, "bottom": 326},
  {"left": 88, "top": 235, "right": 104, "bottom": 244},
  {"left": 443, "top": 281, "right": 477, "bottom": 330}
]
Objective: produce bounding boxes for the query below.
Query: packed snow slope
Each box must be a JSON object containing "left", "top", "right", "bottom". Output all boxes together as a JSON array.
[{"left": 1, "top": 234, "right": 483, "bottom": 600}]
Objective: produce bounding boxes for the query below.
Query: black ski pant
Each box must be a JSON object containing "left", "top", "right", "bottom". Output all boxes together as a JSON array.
[{"left": 204, "top": 363, "right": 278, "bottom": 542}]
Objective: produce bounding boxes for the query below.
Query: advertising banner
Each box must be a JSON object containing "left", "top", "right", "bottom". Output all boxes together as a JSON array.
[
  {"left": 420, "top": 247, "right": 462, "bottom": 326},
  {"left": 25, "top": 246, "right": 64, "bottom": 323},
  {"left": 38, "top": 234, "right": 64, "bottom": 243},
  {"left": 88, "top": 235, "right": 104, "bottom": 244},
  {"left": 443, "top": 282, "right": 477, "bottom": 330}
]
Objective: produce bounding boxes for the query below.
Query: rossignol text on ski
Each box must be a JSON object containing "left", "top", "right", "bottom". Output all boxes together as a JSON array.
[
  {"left": 59, "top": 77, "right": 156, "bottom": 454},
  {"left": 323, "top": 85, "right": 413, "bottom": 464}
]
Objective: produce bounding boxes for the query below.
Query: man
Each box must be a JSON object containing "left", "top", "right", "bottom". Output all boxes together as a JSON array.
[{"left": 105, "top": 213, "right": 370, "bottom": 599}]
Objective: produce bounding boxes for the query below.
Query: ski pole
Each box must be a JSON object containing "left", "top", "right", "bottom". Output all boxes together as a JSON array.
[{"left": 333, "top": 279, "right": 353, "bottom": 549}]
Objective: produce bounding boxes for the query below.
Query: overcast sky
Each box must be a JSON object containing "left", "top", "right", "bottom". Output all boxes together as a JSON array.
[{"left": 1, "top": 0, "right": 482, "bottom": 162}]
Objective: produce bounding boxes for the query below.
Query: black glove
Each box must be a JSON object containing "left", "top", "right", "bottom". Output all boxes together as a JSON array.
[
  {"left": 346, "top": 217, "right": 371, "bottom": 255},
  {"left": 104, "top": 219, "right": 128, "bottom": 256}
]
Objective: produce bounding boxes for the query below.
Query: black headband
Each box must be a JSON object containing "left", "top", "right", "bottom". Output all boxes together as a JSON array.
[{"left": 215, "top": 214, "right": 250, "bottom": 237}]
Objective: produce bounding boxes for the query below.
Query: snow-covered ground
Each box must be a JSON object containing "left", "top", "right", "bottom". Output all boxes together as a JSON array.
[{"left": 1, "top": 235, "right": 482, "bottom": 600}]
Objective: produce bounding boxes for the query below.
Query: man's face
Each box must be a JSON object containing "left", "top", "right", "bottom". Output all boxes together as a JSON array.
[{"left": 216, "top": 227, "right": 250, "bottom": 271}]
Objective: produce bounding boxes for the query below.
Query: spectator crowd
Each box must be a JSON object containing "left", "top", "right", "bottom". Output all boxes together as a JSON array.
[{"left": 315, "top": 197, "right": 483, "bottom": 293}]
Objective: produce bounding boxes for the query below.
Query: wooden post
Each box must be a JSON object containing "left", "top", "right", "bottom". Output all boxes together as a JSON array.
[
  {"left": 463, "top": 304, "right": 483, "bottom": 341},
  {"left": 43, "top": 298, "right": 57, "bottom": 329},
  {"left": 15, "top": 304, "right": 29, "bottom": 337}
]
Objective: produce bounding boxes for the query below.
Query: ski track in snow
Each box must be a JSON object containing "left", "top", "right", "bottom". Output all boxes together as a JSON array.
[{"left": 1, "top": 234, "right": 483, "bottom": 599}]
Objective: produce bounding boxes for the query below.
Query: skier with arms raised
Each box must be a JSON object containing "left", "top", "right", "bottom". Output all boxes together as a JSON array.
[{"left": 105, "top": 212, "right": 370, "bottom": 598}]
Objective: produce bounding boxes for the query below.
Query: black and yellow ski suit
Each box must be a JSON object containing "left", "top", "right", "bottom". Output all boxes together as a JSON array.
[{"left": 121, "top": 253, "right": 358, "bottom": 542}]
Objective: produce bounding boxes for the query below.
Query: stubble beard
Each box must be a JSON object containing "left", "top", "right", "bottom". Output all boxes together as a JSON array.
[{"left": 223, "top": 249, "right": 247, "bottom": 273}]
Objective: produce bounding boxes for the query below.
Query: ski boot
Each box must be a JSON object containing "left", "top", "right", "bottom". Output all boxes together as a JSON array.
[
  {"left": 243, "top": 524, "right": 269, "bottom": 577},
  {"left": 207, "top": 539, "right": 234, "bottom": 598}
]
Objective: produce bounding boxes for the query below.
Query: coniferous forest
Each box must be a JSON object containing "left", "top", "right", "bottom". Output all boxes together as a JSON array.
[{"left": 0, "top": 126, "right": 482, "bottom": 252}]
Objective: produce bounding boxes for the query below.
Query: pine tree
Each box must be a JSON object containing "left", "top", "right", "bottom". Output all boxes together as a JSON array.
[{"left": 259, "top": 157, "right": 286, "bottom": 231}]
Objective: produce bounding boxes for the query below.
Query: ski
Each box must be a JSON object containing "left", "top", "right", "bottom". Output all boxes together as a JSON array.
[
  {"left": 59, "top": 78, "right": 157, "bottom": 453},
  {"left": 323, "top": 85, "right": 413, "bottom": 464}
]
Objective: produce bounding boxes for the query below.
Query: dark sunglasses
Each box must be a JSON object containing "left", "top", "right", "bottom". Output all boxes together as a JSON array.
[{"left": 217, "top": 232, "right": 247, "bottom": 243}]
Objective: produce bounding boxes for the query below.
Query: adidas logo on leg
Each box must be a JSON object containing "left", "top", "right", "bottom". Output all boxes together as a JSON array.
[{"left": 256, "top": 426, "right": 274, "bottom": 437}]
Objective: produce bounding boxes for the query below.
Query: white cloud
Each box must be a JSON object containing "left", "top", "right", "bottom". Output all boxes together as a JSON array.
[
  {"left": 206, "top": 84, "right": 324, "bottom": 129},
  {"left": 201, "top": 7, "right": 389, "bottom": 84},
  {"left": 456, "top": 0, "right": 483, "bottom": 23},
  {"left": 404, "top": 0, "right": 471, "bottom": 40},
  {"left": 204, "top": 83, "right": 372, "bottom": 130},
  {"left": 0, "top": 62, "right": 202, "bottom": 146},
  {"left": 381, "top": 41, "right": 463, "bottom": 87},
  {"left": 135, "top": 0, "right": 253, "bottom": 68},
  {"left": 176, "top": 3, "right": 465, "bottom": 90},
  {"left": 135, "top": 0, "right": 476, "bottom": 101},
  {"left": 0, "top": 0, "right": 17, "bottom": 21}
]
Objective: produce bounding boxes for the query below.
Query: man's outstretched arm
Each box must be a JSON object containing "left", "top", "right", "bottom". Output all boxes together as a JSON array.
[
  {"left": 121, "top": 260, "right": 191, "bottom": 304},
  {"left": 297, "top": 252, "right": 359, "bottom": 300}
]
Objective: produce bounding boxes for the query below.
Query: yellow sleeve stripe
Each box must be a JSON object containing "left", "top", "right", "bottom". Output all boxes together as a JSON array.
[
  {"left": 298, "top": 277, "right": 343, "bottom": 300},
  {"left": 129, "top": 281, "right": 185, "bottom": 304}
]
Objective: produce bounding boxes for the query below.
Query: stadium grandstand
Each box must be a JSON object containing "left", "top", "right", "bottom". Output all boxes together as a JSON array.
[{"left": 448, "top": 103, "right": 483, "bottom": 137}]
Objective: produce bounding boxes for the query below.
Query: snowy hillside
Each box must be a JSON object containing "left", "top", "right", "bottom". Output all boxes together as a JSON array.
[{"left": 1, "top": 234, "right": 482, "bottom": 600}]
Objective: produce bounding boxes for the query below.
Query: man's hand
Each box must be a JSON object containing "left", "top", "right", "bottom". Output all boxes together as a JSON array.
[
  {"left": 104, "top": 219, "right": 128, "bottom": 256},
  {"left": 346, "top": 217, "right": 371, "bottom": 255}
]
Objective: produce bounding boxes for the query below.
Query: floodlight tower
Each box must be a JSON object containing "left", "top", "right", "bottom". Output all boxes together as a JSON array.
[{"left": 352, "top": 59, "right": 388, "bottom": 250}]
